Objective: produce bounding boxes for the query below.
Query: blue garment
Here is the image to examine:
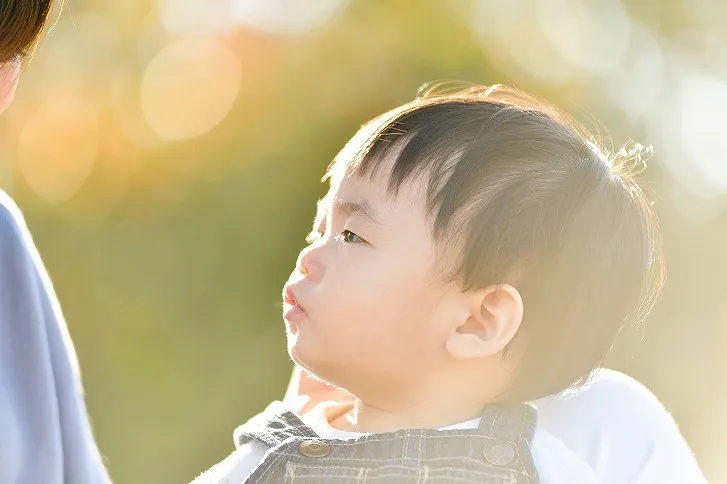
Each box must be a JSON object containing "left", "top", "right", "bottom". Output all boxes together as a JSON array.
[{"left": 0, "top": 191, "right": 110, "bottom": 484}]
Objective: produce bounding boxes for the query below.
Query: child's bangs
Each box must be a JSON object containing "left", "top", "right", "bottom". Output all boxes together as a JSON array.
[{"left": 322, "top": 101, "right": 475, "bottom": 224}]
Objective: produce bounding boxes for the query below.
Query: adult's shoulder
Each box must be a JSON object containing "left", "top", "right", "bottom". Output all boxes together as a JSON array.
[
  {"left": 0, "top": 190, "right": 50, "bottom": 307},
  {"left": 0, "top": 190, "right": 32, "bottom": 247}
]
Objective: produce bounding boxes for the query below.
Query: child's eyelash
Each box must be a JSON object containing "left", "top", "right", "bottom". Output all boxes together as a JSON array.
[
  {"left": 305, "top": 228, "right": 366, "bottom": 245},
  {"left": 305, "top": 228, "right": 325, "bottom": 244}
]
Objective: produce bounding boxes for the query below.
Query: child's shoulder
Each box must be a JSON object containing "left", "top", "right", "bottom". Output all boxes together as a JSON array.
[
  {"left": 536, "top": 369, "right": 705, "bottom": 483},
  {"left": 538, "top": 369, "right": 669, "bottom": 422},
  {"left": 536, "top": 368, "right": 679, "bottom": 441}
]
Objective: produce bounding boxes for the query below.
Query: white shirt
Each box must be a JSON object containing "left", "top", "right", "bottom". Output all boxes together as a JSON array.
[
  {"left": 535, "top": 369, "right": 706, "bottom": 483},
  {"left": 191, "top": 369, "right": 706, "bottom": 483}
]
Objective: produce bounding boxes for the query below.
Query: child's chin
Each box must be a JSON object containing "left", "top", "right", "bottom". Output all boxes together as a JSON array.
[
  {"left": 288, "top": 344, "right": 329, "bottom": 380},
  {"left": 288, "top": 350, "right": 316, "bottom": 380},
  {"left": 284, "top": 318, "right": 299, "bottom": 335},
  {"left": 287, "top": 339, "right": 304, "bottom": 365}
]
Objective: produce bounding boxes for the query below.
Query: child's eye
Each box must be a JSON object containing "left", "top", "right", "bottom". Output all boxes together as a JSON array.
[{"left": 336, "top": 230, "right": 366, "bottom": 244}]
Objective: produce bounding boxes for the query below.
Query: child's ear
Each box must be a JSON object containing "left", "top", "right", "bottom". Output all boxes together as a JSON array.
[{"left": 445, "top": 284, "right": 523, "bottom": 360}]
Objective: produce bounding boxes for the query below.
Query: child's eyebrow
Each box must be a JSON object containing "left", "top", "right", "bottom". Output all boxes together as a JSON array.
[{"left": 324, "top": 196, "right": 382, "bottom": 224}]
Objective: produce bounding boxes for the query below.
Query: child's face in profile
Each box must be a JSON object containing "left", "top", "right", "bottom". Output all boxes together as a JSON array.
[{"left": 282, "top": 151, "right": 463, "bottom": 401}]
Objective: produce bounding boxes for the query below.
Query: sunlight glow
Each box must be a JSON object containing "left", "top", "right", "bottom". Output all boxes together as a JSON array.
[{"left": 141, "top": 39, "right": 241, "bottom": 141}]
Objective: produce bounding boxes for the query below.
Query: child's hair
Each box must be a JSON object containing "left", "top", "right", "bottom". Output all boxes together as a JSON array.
[
  {"left": 326, "top": 83, "right": 665, "bottom": 401},
  {"left": 0, "top": 0, "right": 53, "bottom": 63}
]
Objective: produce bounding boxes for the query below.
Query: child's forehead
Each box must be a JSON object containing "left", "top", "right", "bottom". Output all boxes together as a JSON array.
[
  {"left": 316, "top": 168, "right": 430, "bottom": 228},
  {"left": 318, "top": 172, "right": 388, "bottom": 211}
]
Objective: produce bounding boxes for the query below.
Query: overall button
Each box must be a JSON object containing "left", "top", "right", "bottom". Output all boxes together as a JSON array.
[
  {"left": 482, "top": 441, "right": 516, "bottom": 466},
  {"left": 298, "top": 440, "right": 331, "bottom": 458}
]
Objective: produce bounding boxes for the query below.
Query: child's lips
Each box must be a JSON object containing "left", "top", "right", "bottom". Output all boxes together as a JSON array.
[
  {"left": 283, "top": 284, "right": 306, "bottom": 321},
  {"left": 283, "top": 284, "right": 300, "bottom": 307}
]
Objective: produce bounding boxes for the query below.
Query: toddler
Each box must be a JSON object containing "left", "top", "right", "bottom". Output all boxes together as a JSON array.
[{"left": 194, "top": 83, "right": 664, "bottom": 483}]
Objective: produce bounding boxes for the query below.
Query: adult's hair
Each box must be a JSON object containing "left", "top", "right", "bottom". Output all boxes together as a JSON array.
[
  {"left": 0, "top": 0, "right": 53, "bottom": 63},
  {"left": 328, "top": 83, "right": 665, "bottom": 401}
]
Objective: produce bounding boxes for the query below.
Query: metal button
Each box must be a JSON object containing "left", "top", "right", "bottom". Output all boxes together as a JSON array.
[
  {"left": 298, "top": 440, "right": 331, "bottom": 458},
  {"left": 482, "top": 441, "right": 516, "bottom": 466}
]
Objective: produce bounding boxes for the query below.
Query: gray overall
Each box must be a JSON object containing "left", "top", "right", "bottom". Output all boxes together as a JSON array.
[{"left": 235, "top": 403, "right": 539, "bottom": 483}]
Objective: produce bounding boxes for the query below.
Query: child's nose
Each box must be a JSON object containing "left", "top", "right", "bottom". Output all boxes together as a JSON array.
[{"left": 296, "top": 244, "right": 324, "bottom": 281}]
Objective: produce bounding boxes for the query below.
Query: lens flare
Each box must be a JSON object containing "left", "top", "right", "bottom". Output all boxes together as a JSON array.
[
  {"left": 18, "top": 95, "right": 99, "bottom": 203},
  {"left": 141, "top": 38, "right": 241, "bottom": 141}
]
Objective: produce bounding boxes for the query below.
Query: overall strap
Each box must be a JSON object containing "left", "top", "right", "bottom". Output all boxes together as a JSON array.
[
  {"left": 233, "top": 408, "right": 319, "bottom": 449},
  {"left": 478, "top": 402, "right": 538, "bottom": 442}
]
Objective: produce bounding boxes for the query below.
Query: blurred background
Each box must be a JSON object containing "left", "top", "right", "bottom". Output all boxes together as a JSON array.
[{"left": 1, "top": 0, "right": 725, "bottom": 482}]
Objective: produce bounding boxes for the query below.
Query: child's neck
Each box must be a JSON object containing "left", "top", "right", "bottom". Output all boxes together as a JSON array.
[{"left": 330, "top": 396, "right": 487, "bottom": 434}]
